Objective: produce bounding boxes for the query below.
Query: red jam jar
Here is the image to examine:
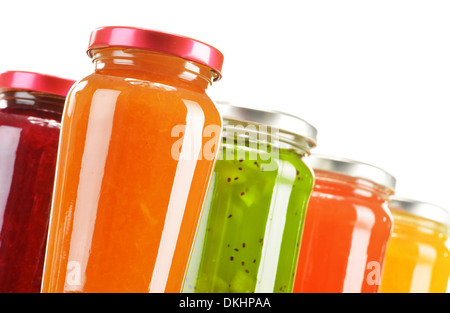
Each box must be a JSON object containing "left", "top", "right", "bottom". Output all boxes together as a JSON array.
[
  {"left": 294, "top": 154, "right": 396, "bottom": 293},
  {"left": 0, "top": 71, "right": 75, "bottom": 292}
]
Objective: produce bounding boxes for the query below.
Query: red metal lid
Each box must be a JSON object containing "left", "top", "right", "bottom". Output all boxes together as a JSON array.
[
  {"left": 0, "top": 71, "right": 76, "bottom": 97},
  {"left": 87, "top": 26, "right": 224, "bottom": 81}
]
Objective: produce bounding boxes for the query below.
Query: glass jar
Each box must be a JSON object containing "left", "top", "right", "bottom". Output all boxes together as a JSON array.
[
  {"left": 41, "top": 26, "right": 224, "bottom": 293},
  {"left": 380, "top": 197, "right": 450, "bottom": 293},
  {"left": 182, "top": 102, "right": 317, "bottom": 293},
  {"left": 0, "top": 71, "right": 75, "bottom": 292},
  {"left": 294, "top": 154, "right": 396, "bottom": 293}
]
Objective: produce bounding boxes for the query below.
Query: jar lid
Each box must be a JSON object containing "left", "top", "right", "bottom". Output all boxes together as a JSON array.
[
  {"left": 216, "top": 101, "right": 318, "bottom": 152},
  {"left": 0, "top": 71, "right": 75, "bottom": 97},
  {"left": 389, "top": 196, "right": 450, "bottom": 227},
  {"left": 87, "top": 26, "right": 224, "bottom": 81},
  {"left": 307, "top": 154, "right": 396, "bottom": 191}
]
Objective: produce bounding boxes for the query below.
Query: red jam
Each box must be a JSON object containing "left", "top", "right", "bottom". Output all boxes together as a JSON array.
[{"left": 0, "top": 72, "right": 74, "bottom": 292}]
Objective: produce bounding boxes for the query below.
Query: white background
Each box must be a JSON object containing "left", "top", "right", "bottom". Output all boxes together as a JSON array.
[{"left": 1, "top": 0, "right": 449, "bottom": 211}]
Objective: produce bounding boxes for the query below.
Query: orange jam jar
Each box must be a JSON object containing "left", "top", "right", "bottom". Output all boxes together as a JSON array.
[
  {"left": 41, "top": 26, "right": 224, "bottom": 293},
  {"left": 380, "top": 197, "right": 450, "bottom": 293}
]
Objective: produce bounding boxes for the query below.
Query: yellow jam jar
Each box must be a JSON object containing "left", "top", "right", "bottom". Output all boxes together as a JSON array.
[{"left": 380, "top": 197, "right": 450, "bottom": 293}]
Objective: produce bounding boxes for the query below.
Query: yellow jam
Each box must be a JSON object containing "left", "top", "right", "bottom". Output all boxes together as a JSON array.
[{"left": 380, "top": 209, "right": 450, "bottom": 293}]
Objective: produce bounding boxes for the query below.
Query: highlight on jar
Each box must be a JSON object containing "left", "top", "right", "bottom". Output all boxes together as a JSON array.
[
  {"left": 182, "top": 101, "right": 318, "bottom": 293},
  {"left": 0, "top": 70, "right": 75, "bottom": 293},
  {"left": 294, "top": 154, "right": 396, "bottom": 293},
  {"left": 41, "top": 26, "right": 224, "bottom": 293},
  {"left": 379, "top": 196, "right": 450, "bottom": 293}
]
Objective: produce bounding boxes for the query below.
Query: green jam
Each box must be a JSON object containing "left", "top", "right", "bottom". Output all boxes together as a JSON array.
[{"left": 183, "top": 141, "right": 314, "bottom": 293}]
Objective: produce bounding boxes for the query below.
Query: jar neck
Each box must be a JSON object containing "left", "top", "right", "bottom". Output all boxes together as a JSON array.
[
  {"left": 0, "top": 89, "right": 65, "bottom": 117},
  {"left": 218, "top": 125, "right": 310, "bottom": 173},
  {"left": 221, "top": 123, "right": 312, "bottom": 157},
  {"left": 313, "top": 170, "right": 393, "bottom": 203},
  {"left": 91, "top": 48, "right": 217, "bottom": 92}
]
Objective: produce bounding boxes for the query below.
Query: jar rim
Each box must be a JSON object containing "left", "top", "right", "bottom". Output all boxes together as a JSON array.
[
  {"left": 0, "top": 71, "right": 75, "bottom": 97},
  {"left": 216, "top": 101, "right": 318, "bottom": 153},
  {"left": 87, "top": 26, "right": 224, "bottom": 81},
  {"left": 389, "top": 196, "right": 450, "bottom": 227},
  {"left": 307, "top": 154, "right": 396, "bottom": 191}
]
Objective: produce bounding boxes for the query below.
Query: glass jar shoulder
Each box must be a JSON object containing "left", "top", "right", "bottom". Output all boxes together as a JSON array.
[
  {"left": 67, "top": 72, "right": 221, "bottom": 125},
  {"left": 0, "top": 108, "right": 61, "bottom": 134},
  {"left": 311, "top": 180, "right": 392, "bottom": 227},
  {"left": 392, "top": 212, "right": 450, "bottom": 247},
  {"left": 220, "top": 142, "right": 312, "bottom": 175}
]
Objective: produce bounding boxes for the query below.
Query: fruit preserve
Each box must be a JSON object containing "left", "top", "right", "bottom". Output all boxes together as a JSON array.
[
  {"left": 41, "top": 26, "right": 224, "bottom": 293},
  {"left": 183, "top": 102, "right": 317, "bottom": 293},
  {"left": 380, "top": 197, "right": 450, "bottom": 293},
  {"left": 0, "top": 71, "right": 75, "bottom": 292},
  {"left": 294, "top": 155, "right": 396, "bottom": 293}
]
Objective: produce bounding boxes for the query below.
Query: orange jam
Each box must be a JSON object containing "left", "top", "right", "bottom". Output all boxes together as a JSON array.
[{"left": 42, "top": 27, "right": 224, "bottom": 293}]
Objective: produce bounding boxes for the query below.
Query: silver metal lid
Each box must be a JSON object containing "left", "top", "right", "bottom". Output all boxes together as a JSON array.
[
  {"left": 215, "top": 101, "right": 318, "bottom": 152},
  {"left": 389, "top": 196, "right": 450, "bottom": 227},
  {"left": 307, "top": 154, "right": 396, "bottom": 191}
]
